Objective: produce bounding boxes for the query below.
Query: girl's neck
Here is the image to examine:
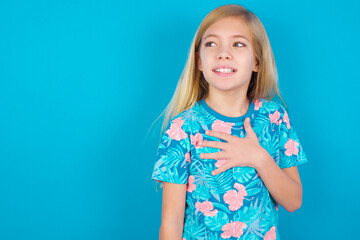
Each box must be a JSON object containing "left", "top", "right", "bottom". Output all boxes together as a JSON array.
[{"left": 204, "top": 95, "right": 250, "bottom": 118}]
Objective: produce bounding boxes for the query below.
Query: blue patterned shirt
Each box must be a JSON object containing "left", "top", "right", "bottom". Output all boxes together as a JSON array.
[{"left": 151, "top": 98, "right": 308, "bottom": 240}]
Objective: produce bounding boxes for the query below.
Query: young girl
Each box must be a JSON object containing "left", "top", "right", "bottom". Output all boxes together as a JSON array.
[{"left": 151, "top": 4, "right": 308, "bottom": 240}]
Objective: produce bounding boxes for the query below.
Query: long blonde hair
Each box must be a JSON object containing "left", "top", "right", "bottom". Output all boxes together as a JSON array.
[{"left": 150, "top": 4, "right": 287, "bottom": 139}]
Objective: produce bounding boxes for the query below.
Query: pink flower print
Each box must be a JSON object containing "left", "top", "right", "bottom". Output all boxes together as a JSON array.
[
  {"left": 275, "top": 202, "right": 279, "bottom": 211},
  {"left": 223, "top": 183, "right": 247, "bottom": 211},
  {"left": 254, "top": 99, "right": 262, "bottom": 110},
  {"left": 211, "top": 120, "right": 235, "bottom": 134},
  {"left": 269, "top": 110, "right": 280, "bottom": 124},
  {"left": 283, "top": 110, "right": 290, "bottom": 129},
  {"left": 215, "top": 158, "right": 227, "bottom": 168},
  {"left": 284, "top": 139, "right": 299, "bottom": 156},
  {"left": 264, "top": 226, "right": 276, "bottom": 240},
  {"left": 166, "top": 117, "right": 187, "bottom": 140},
  {"left": 190, "top": 132, "right": 203, "bottom": 149},
  {"left": 220, "top": 220, "right": 247, "bottom": 238},
  {"left": 195, "top": 200, "right": 218, "bottom": 217},
  {"left": 185, "top": 152, "right": 191, "bottom": 163},
  {"left": 186, "top": 175, "right": 196, "bottom": 193}
]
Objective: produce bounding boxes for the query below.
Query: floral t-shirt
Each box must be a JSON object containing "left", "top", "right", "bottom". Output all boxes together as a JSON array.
[{"left": 151, "top": 98, "right": 308, "bottom": 240}]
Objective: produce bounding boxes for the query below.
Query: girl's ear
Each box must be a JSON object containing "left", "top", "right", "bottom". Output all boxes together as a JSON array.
[
  {"left": 253, "top": 60, "right": 259, "bottom": 72},
  {"left": 196, "top": 52, "right": 202, "bottom": 71}
]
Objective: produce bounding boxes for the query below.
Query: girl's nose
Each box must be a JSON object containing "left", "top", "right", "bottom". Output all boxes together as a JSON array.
[{"left": 217, "top": 47, "right": 232, "bottom": 60}]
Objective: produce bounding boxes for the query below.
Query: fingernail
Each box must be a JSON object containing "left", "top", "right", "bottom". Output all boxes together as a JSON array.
[{"left": 205, "top": 130, "right": 209, "bottom": 134}]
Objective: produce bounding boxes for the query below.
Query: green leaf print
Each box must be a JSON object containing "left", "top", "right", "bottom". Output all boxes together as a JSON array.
[
  {"left": 212, "top": 202, "right": 231, "bottom": 214},
  {"left": 206, "top": 232, "right": 222, "bottom": 240},
  {"left": 185, "top": 200, "right": 196, "bottom": 215},
  {"left": 265, "top": 129, "right": 279, "bottom": 157},
  {"left": 193, "top": 185, "right": 211, "bottom": 200},
  {"left": 204, "top": 211, "right": 229, "bottom": 231},
  {"left": 204, "top": 163, "right": 233, "bottom": 195},
  {"left": 259, "top": 208, "right": 278, "bottom": 230},
  {"left": 259, "top": 189, "right": 279, "bottom": 230},
  {"left": 191, "top": 112, "right": 213, "bottom": 128},
  {"left": 193, "top": 104, "right": 217, "bottom": 125},
  {"left": 298, "top": 147, "right": 307, "bottom": 162},
  {"left": 159, "top": 144, "right": 186, "bottom": 166},
  {"left": 253, "top": 114, "right": 270, "bottom": 129},
  {"left": 242, "top": 232, "right": 261, "bottom": 240},
  {"left": 246, "top": 178, "right": 261, "bottom": 189},
  {"left": 233, "top": 167, "right": 256, "bottom": 183},
  {"left": 279, "top": 148, "right": 307, "bottom": 168},
  {"left": 253, "top": 116, "right": 271, "bottom": 142},
  {"left": 189, "top": 160, "right": 207, "bottom": 177},
  {"left": 246, "top": 188, "right": 262, "bottom": 196},
  {"left": 183, "top": 213, "right": 207, "bottom": 240},
  {"left": 259, "top": 100, "right": 278, "bottom": 113},
  {"left": 158, "top": 141, "right": 166, "bottom": 150},
  {"left": 233, "top": 206, "right": 260, "bottom": 226},
  {"left": 155, "top": 157, "right": 187, "bottom": 184},
  {"left": 188, "top": 120, "right": 201, "bottom": 131},
  {"left": 180, "top": 138, "right": 190, "bottom": 150}
]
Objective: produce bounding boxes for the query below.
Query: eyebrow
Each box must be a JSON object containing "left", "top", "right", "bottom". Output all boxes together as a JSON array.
[{"left": 203, "top": 34, "right": 249, "bottom": 42}]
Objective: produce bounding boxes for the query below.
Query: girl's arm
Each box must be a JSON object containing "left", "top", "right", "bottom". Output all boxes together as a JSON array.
[
  {"left": 159, "top": 182, "right": 187, "bottom": 240},
  {"left": 255, "top": 157, "right": 303, "bottom": 212},
  {"left": 199, "top": 119, "right": 304, "bottom": 212}
]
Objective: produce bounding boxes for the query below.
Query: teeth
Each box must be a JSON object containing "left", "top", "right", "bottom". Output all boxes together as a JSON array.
[{"left": 215, "top": 68, "right": 235, "bottom": 73}]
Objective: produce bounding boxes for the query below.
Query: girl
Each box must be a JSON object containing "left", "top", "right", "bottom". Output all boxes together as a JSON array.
[{"left": 151, "top": 4, "right": 308, "bottom": 240}]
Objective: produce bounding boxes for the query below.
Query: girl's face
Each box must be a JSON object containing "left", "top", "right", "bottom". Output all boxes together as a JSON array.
[{"left": 197, "top": 16, "right": 258, "bottom": 94}]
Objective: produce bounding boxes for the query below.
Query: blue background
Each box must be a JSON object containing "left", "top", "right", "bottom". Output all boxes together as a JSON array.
[{"left": 1, "top": 0, "right": 359, "bottom": 239}]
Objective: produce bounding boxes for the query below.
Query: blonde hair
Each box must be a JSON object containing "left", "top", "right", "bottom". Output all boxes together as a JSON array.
[{"left": 150, "top": 4, "right": 287, "bottom": 140}]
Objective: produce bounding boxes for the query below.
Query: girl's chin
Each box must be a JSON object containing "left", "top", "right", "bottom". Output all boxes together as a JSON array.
[
  {"left": 209, "top": 85, "right": 242, "bottom": 92},
  {"left": 206, "top": 81, "right": 249, "bottom": 92}
]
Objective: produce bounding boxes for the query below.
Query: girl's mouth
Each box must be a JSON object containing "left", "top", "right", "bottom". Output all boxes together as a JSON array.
[{"left": 213, "top": 68, "right": 236, "bottom": 77}]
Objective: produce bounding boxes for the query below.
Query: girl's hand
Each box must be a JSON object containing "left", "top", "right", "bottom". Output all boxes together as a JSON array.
[{"left": 198, "top": 117, "right": 271, "bottom": 175}]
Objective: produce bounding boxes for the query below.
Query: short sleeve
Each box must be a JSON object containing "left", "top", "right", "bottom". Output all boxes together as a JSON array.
[
  {"left": 151, "top": 115, "right": 191, "bottom": 184},
  {"left": 277, "top": 105, "right": 308, "bottom": 169}
]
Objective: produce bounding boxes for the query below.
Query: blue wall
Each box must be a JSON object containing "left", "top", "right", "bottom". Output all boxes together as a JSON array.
[{"left": 0, "top": 0, "right": 359, "bottom": 239}]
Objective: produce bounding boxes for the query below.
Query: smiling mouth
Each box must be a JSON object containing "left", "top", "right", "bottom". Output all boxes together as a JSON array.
[
  {"left": 213, "top": 69, "right": 236, "bottom": 73},
  {"left": 212, "top": 67, "right": 237, "bottom": 73}
]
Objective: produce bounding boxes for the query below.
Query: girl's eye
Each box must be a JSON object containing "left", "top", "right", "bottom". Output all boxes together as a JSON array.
[
  {"left": 234, "top": 42, "right": 245, "bottom": 47},
  {"left": 205, "top": 41, "right": 216, "bottom": 47},
  {"left": 204, "top": 41, "right": 245, "bottom": 47}
]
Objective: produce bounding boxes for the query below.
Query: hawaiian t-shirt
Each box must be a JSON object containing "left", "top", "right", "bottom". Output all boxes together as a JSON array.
[{"left": 151, "top": 98, "right": 308, "bottom": 240}]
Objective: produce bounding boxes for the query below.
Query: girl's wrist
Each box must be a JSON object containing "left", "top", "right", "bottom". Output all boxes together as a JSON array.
[{"left": 254, "top": 148, "right": 273, "bottom": 170}]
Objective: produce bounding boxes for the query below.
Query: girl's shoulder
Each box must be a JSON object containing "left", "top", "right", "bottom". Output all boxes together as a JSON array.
[
  {"left": 256, "top": 98, "right": 287, "bottom": 116},
  {"left": 166, "top": 105, "right": 196, "bottom": 132},
  {"left": 167, "top": 101, "right": 209, "bottom": 133}
]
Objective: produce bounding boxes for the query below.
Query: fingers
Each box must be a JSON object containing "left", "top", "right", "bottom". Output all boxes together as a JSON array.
[
  {"left": 205, "top": 130, "right": 235, "bottom": 142},
  {"left": 244, "top": 117, "right": 256, "bottom": 138},
  {"left": 199, "top": 139, "right": 226, "bottom": 149},
  {"left": 212, "top": 162, "right": 233, "bottom": 175},
  {"left": 200, "top": 150, "right": 226, "bottom": 160}
]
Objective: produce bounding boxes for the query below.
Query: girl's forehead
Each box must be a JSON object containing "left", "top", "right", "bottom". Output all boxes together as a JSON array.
[{"left": 203, "top": 16, "right": 251, "bottom": 39}]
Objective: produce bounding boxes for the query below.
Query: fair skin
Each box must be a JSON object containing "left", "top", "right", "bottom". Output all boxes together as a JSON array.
[
  {"left": 159, "top": 182, "right": 187, "bottom": 240},
  {"left": 197, "top": 16, "right": 258, "bottom": 118},
  {"left": 159, "top": 16, "right": 303, "bottom": 239}
]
